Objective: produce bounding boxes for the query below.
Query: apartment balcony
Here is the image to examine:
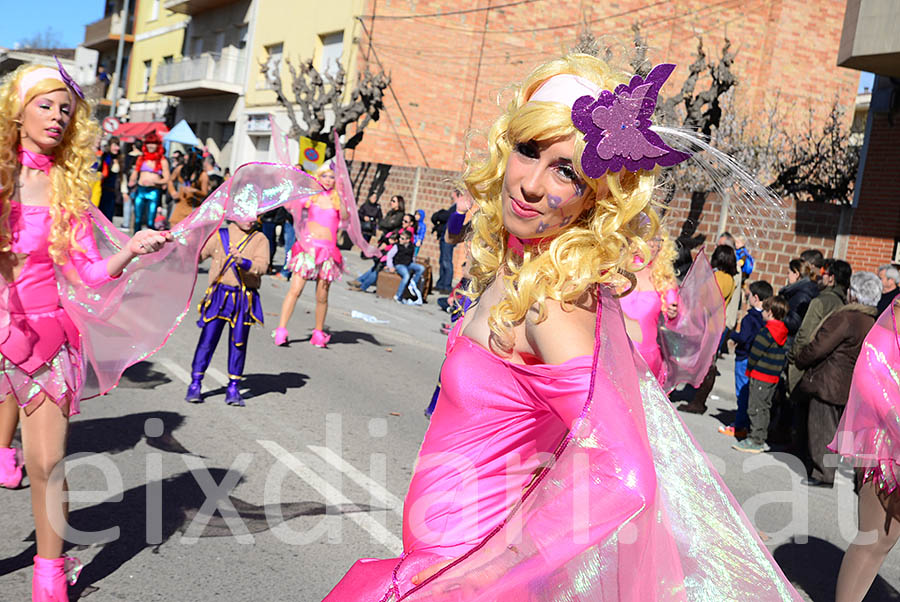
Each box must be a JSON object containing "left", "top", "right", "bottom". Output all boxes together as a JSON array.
[
  {"left": 164, "top": 0, "right": 234, "bottom": 15},
  {"left": 154, "top": 50, "right": 246, "bottom": 97},
  {"left": 83, "top": 11, "right": 134, "bottom": 52},
  {"left": 838, "top": 0, "right": 900, "bottom": 77}
]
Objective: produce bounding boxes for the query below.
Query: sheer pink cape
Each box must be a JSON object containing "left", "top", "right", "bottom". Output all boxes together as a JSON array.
[
  {"left": 380, "top": 287, "right": 799, "bottom": 601},
  {"left": 44, "top": 162, "right": 321, "bottom": 398},
  {"left": 658, "top": 251, "right": 725, "bottom": 392},
  {"left": 269, "top": 117, "right": 379, "bottom": 259},
  {"left": 829, "top": 300, "right": 900, "bottom": 490}
]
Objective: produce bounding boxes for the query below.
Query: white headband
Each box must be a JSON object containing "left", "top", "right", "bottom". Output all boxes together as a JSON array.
[{"left": 528, "top": 74, "right": 602, "bottom": 108}]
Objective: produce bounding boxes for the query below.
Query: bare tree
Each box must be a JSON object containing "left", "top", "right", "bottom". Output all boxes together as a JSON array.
[
  {"left": 17, "top": 28, "right": 64, "bottom": 50},
  {"left": 260, "top": 56, "right": 390, "bottom": 159}
]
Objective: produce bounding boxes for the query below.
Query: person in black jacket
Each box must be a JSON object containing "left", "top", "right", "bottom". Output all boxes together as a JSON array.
[
  {"left": 780, "top": 258, "right": 820, "bottom": 336},
  {"left": 358, "top": 192, "right": 383, "bottom": 247},
  {"left": 378, "top": 195, "right": 405, "bottom": 237}
]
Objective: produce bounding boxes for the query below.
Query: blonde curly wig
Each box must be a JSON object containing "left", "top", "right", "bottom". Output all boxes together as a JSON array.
[
  {"left": 0, "top": 64, "right": 99, "bottom": 262},
  {"left": 462, "top": 54, "right": 662, "bottom": 348},
  {"left": 649, "top": 233, "right": 678, "bottom": 302}
]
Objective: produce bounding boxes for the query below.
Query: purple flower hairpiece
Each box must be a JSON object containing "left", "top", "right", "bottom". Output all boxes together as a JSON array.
[
  {"left": 54, "top": 56, "right": 84, "bottom": 100},
  {"left": 571, "top": 63, "right": 689, "bottom": 178}
]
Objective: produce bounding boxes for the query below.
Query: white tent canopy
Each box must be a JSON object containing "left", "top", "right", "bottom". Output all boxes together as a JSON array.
[{"left": 163, "top": 119, "right": 201, "bottom": 148}]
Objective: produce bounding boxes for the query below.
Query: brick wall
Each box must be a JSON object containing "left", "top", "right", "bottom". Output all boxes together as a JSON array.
[
  {"left": 347, "top": 160, "right": 460, "bottom": 268},
  {"left": 351, "top": 0, "right": 858, "bottom": 173},
  {"left": 663, "top": 191, "right": 843, "bottom": 286},
  {"left": 845, "top": 112, "right": 900, "bottom": 271}
]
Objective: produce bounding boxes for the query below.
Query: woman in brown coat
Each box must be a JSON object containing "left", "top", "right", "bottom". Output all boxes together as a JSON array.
[
  {"left": 168, "top": 151, "right": 209, "bottom": 226},
  {"left": 794, "top": 271, "right": 883, "bottom": 487}
]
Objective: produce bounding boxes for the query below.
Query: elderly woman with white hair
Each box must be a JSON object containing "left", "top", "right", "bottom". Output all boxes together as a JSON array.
[{"left": 794, "top": 271, "right": 883, "bottom": 487}]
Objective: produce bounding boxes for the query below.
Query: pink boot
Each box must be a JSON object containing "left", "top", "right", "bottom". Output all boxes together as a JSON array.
[
  {"left": 0, "top": 446, "right": 23, "bottom": 489},
  {"left": 273, "top": 327, "right": 289, "bottom": 346},
  {"left": 32, "top": 555, "right": 82, "bottom": 602},
  {"left": 310, "top": 329, "right": 330, "bottom": 348}
]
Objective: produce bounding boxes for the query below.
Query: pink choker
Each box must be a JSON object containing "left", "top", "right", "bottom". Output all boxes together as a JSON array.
[
  {"left": 18, "top": 146, "right": 54, "bottom": 175},
  {"left": 508, "top": 233, "right": 552, "bottom": 257}
]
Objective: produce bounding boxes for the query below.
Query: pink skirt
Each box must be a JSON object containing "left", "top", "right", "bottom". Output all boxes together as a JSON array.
[
  {"left": 0, "top": 309, "right": 84, "bottom": 417},
  {"left": 287, "top": 238, "right": 343, "bottom": 282}
]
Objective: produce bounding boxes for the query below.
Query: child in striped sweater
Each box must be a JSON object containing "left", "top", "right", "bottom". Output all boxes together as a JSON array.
[{"left": 733, "top": 295, "right": 791, "bottom": 453}]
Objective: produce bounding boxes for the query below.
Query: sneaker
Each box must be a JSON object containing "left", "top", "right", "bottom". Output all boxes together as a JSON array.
[
  {"left": 347, "top": 281, "right": 361, "bottom": 290},
  {"left": 732, "top": 439, "right": 769, "bottom": 454},
  {"left": 185, "top": 378, "right": 203, "bottom": 403},
  {"left": 225, "top": 381, "right": 244, "bottom": 407},
  {"left": 273, "top": 327, "right": 289, "bottom": 346}
]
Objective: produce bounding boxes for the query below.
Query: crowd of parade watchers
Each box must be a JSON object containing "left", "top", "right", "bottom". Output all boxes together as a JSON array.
[{"left": 677, "top": 235, "right": 899, "bottom": 487}]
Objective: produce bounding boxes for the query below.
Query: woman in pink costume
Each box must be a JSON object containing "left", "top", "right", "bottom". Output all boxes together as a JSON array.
[
  {"left": 274, "top": 163, "right": 347, "bottom": 348},
  {"left": 830, "top": 299, "right": 900, "bottom": 602},
  {"left": 620, "top": 234, "right": 679, "bottom": 382},
  {"left": 0, "top": 63, "right": 173, "bottom": 601},
  {"left": 324, "top": 54, "right": 800, "bottom": 601}
]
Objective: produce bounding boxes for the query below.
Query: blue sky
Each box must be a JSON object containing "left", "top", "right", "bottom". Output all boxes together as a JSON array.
[{"left": 0, "top": 1, "right": 104, "bottom": 49}]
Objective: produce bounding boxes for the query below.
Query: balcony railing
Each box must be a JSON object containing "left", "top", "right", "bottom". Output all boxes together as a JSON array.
[
  {"left": 154, "top": 50, "right": 246, "bottom": 97},
  {"left": 83, "top": 10, "right": 134, "bottom": 51}
]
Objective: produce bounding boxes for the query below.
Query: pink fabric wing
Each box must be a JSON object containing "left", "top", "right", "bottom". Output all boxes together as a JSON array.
[
  {"left": 56, "top": 162, "right": 322, "bottom": 398},
  {"left": 391, "top": 288, "right": 799, "bottom": 601},
  {"left": 829, "top": 300, "right": 900, "bottom": 485},
  {"left": 332, "top": 131, "right": 380, "bottom": 258},
  {"left": 658, "top": 250, "right": 725, "bottom": 392},
  {"left": 269, "top": 115, "right": 292, "bottom": 165}
]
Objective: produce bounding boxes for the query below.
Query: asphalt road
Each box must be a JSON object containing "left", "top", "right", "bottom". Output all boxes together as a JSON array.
[{"left": 0, "top": 251, "right": 898, "bottom": 601}]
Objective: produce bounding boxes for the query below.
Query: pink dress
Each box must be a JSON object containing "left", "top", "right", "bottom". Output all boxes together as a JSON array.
[
  {"left": 829, "top": 301, "right": 900, "bottom": 493},
  {"left": 287, "top": 200, "right": 343, "bottom": 281},
  {"left": 325, "top": 319, "right": 656, "bottom": 600},
  {"left": 0, "top": 202, "right": 115, "bottom": 416},
  {"left": 326, "top": 287, "right": 800, "bottom": 601},
  {"left": 620, "top": 288, "right": 672, "bottom": 381}
]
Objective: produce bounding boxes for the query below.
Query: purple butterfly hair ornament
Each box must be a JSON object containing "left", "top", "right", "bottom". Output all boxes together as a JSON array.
[
  {"left": 54, "top": 56, "right": 85, "bottom": 100},
  {"left": 571, "top": 63, "right": 689, "bottom": 178}
]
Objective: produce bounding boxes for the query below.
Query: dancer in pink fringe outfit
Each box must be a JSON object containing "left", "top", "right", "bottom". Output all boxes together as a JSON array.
[
  {"left": 830, "top": 299, "right": 900, "bottom": 602},
  {"left": 273, "top": 135, "right": 379, "bottom": 349},
  {"left": 324, "top": 54, "right": 798, "bottom": 601},
  {"left": 0, "top": 62, "right": 173, "bottom": 601}
]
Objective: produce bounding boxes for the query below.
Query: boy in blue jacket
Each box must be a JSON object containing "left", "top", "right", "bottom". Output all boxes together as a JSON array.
[{"left": 720, "top": 280, "right": 773, "bottom": 438}]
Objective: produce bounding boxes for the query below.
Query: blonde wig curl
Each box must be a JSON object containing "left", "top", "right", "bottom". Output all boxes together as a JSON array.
[
  {"left": 462, "top": 54, "right": 662, "bottom": 348},
  {"left": 0, "top": 64, "right": 99, "bottom": 263},
  {"left": 649, "top": 234, "right": 678, "bottom": 303}
]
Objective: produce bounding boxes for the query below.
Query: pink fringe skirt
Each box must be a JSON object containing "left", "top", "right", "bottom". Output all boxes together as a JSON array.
[
  {"left": 287, "top": 238, "right": 343, "bottom": 282},
  {"left": 0, "top": 344, "right": 83, "bottom": 417}
]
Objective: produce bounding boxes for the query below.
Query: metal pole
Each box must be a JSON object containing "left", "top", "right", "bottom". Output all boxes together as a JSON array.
[{"left": 110, "top": 0, "right": 132, "bottom": 118}]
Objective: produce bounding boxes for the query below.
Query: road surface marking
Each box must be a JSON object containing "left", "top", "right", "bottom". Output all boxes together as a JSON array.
[
  {"left": 257, "top": 440, "right": 402, "bottom": 554},
  {"left": 308, "top": 445, "right": 402, "bottom": 515},
  {"left": 206, "top": 367, "right": 229, "bottom": 386},
  {"left": 158, "top": 358, "right": 191, "bottom": 385}
]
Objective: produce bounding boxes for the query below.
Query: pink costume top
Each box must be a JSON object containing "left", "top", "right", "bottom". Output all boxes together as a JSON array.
[
  {"left": 620, "top": 288, "right": 677, "bottom": 381},
  {"left": 0, "top": 201, "right": 115, "bottom": 413},
  {"left": 291, "top": 198, "right": 343, "bottom": 266},
  {"left": 403, "top": 323, "right": 597, "bottom": 555},
  {"left": 829, "top": 301, "right": 900, "bottom": 493}
]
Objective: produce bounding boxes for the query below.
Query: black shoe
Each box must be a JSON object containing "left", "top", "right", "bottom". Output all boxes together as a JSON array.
[
  {"left": 801, "top": 476, "right": 833, "bottom": 488},
  {"left": 678, "top": 402, "right": 707, "bottom": 415}
]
